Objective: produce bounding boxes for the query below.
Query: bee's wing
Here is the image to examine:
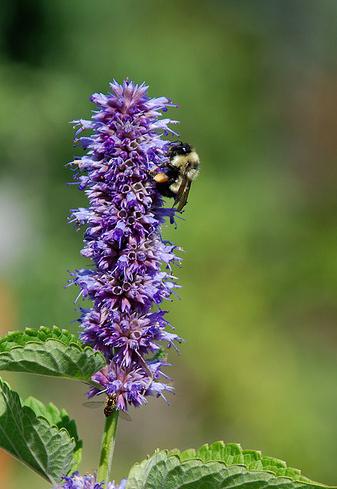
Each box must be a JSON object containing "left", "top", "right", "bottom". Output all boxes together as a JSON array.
[
  {"left": 84, "top": 401, "right": 132, "bottom": 421},
  {"left": 120, "top": 411, "right": 132, "bottom": 422},
  {"left": 175, "top": 177, "right": 192, "bottom": 212},
  {"left": 83, "top": 401, "right": 104, "bottom": 409}
]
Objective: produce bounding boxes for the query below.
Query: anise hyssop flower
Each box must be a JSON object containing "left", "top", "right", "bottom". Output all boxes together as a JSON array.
[{"left": 69, "top": 80, "right": 182, "bottom": 410}]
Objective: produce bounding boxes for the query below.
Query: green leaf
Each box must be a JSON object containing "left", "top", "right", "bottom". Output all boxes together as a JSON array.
[
  {"left": 126, "top": 441, "right": 335, "bottom": 489},
  {"left": 0, "top": 378, "right": 76, "bottom": 483},
  {"left": 0, "top": 326, "right": 82, "bottom": 350},
  {"left": 0, "top": 326, "right": 106, "bottom": 384},
  {"left": 24, "top": 397, "right": 82, "bottom": 472}
]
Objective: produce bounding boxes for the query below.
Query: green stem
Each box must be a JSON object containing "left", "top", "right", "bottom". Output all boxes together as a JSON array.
[{"left": 97, "top": 410, "right": 119, "bottom": 483}]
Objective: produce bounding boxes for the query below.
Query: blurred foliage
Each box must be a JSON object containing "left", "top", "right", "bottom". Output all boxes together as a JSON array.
[{"left": 0, "top": 0, "right": 336, "bottom": 487}]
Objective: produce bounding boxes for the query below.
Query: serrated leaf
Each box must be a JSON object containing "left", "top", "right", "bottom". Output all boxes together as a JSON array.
[
  {"left": 24, "top": 397, "right": 82, "bottom": 472},
  {"left": 0, "top": 326, "right": 81, "bottom": 351},
  {"left": 0, "top": 326, "right": 106, "bottom": 384},
  {"left": 126, "top": 441, "right": 334, "bottom": 489},
  {"left": 0, "top": 379, "right": 75, "bottom": 483}
]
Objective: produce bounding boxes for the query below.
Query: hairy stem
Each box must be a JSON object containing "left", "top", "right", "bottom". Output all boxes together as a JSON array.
[{"left": 97, "top": 410, "right": 119, "bottom": 483}]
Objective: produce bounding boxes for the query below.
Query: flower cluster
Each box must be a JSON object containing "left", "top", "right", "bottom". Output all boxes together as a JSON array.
[
  {"left": 70, "top": 80, "right": 182, "bottom": 410},
  {"left": 53, "top": 472, "right": 126, "bottom": 489}
]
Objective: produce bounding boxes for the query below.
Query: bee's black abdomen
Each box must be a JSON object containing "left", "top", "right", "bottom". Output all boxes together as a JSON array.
[
  {"left": 155, "top": 165, "right": 179, "bottom": 198},
  {"left": 156, "top": 183, "right": 176, "bottom": 198}
]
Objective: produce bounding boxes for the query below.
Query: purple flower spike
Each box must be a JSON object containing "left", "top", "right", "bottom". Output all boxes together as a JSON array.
[
  {"left": 53, "top": 472, "right": 126, "bottom": 489},
  {"left": 69, "top": 80, "right": 182, "bottom": 410}
]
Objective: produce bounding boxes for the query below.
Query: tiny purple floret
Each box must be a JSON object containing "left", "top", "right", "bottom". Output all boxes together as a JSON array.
[{"left": 53, "top": 472, "right": 126, "bottom": 489}]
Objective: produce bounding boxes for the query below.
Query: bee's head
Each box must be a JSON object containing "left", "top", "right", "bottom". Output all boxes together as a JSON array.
[{"left": 168, "top": 141, "right": 192, "bottom": 157}]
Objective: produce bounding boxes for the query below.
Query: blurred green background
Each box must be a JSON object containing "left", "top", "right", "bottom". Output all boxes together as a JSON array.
[{"left": 0, "top": 0, "right": 337, "bottom": 487}]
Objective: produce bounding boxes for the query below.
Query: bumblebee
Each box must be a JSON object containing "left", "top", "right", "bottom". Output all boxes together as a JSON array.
[{"left": 153, "top": 141, "right": 200, "bottom": 211}]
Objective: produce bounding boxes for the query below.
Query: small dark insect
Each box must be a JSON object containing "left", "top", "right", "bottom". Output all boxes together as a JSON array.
[
  {"left": 104, "top": 394, "right": 116, "bottom": 417},
  {"left": 152, "top": 141, "right": 200, "bottom": 211},
  {"left": 83, "top": 395, "right": 132, "bottom": 421}
]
